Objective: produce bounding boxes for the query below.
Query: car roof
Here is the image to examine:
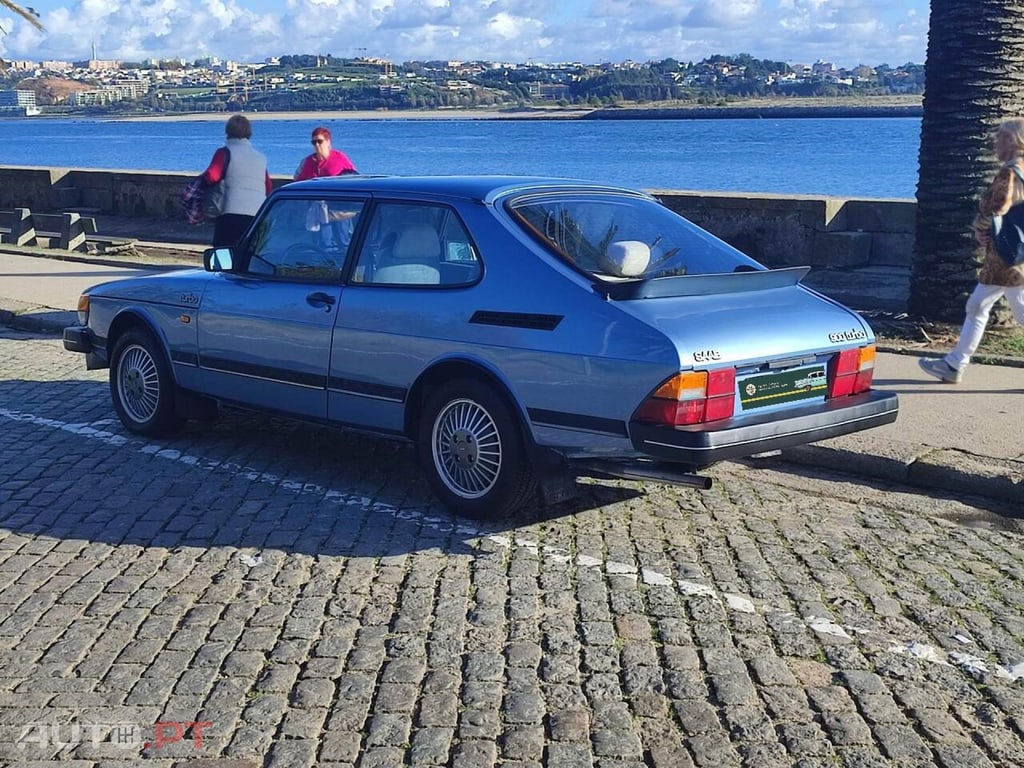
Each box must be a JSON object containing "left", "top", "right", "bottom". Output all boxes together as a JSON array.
[{"left": 279, "top": 174, "right": 650, "bottom": 204}]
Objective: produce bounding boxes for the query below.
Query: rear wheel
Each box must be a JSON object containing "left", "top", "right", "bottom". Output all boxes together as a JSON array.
[
  {"left": 418, "top": 378, "right": 537, "bottom": 519},
  {"left": 109, "top": 328, "right": 183, "bottom": 436}
]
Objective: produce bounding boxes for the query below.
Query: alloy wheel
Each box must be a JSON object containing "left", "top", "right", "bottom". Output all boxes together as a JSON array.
[{"left": 431, "top": 397, "right": 503, "bottom": 499}]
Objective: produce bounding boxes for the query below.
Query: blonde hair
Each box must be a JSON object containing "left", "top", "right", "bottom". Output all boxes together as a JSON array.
[{"left": 997, "top": 118, "right": 1024, "bottom": 158}]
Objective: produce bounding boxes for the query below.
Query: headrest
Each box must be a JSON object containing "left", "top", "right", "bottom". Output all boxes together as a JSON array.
[
  {"left": 599, "top": 240, "right": 651, "bottom": 277},
  {"left": 393, "top": 224, "right": 442, "bottom": 261}
]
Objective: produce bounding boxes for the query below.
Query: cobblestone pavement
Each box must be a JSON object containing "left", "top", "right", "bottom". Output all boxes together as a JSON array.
[{"left": 1, "top": 327, "right": 1023, "bottom": 768}]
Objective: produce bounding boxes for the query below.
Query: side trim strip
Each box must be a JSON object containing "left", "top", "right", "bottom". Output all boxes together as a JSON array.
[
  {"left": 171, "top": 351, "right": 199, "bottom": 367},
  {"left": 528, "top": 407, "right": 629, "bottom": 438},
  {"left": 328, "top": 377, "right": 407, "bottom": 403},
  {"left": 201, "top": 356, "right": 326, "bottom": 389}
]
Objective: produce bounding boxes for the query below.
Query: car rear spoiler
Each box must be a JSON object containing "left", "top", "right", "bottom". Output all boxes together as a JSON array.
[{"left": 597, "top": 265, "right": 812, "bottom": 300}]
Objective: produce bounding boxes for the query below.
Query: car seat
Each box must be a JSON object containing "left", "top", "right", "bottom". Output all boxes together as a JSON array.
[{"left": 374, "top": 223, "right": 442, "bottom": 284}]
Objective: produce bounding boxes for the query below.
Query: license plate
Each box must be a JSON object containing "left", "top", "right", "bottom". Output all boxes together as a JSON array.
[{"left": 739, "top": 365, "right": 827, "bottom": 411}]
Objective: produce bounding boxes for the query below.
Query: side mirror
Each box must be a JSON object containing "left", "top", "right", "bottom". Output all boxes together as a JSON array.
[{"left": 204, "top": 247, "right": 234, "bottom": 272}]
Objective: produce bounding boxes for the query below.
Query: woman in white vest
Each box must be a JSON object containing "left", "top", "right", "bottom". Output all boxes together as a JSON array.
[{"left": 201, "top": 114, "right": 273, "bottom": 247}]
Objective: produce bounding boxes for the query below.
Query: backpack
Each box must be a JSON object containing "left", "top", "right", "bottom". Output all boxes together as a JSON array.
[{"left": 990, "top": 165, "right": 1024, "bottom": 267}]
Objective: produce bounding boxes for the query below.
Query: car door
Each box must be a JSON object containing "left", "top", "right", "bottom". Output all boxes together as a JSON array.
[
  {"left": 197, "top": 196, "right": 366, "bottom": 418},
  {"left": 329, "top": 201, "right": 483, "bottom": 431}
]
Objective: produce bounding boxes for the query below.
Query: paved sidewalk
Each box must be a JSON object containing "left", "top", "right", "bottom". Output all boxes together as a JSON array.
[{"left": 1, "top": 247, "right": 1022, "bottom": 507}]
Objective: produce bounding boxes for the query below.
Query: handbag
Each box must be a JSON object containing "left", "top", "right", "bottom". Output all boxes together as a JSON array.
[
  {"left": 200, "top": 148, "right": 231, "bottom": 221},
  {"left": 990, "top": 165, "right": 1024, "bottom": 267}
]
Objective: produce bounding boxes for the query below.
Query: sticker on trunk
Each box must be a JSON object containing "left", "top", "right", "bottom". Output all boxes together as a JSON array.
[{"left": 739, "top": 365, "right": 828, "bottom": 410}]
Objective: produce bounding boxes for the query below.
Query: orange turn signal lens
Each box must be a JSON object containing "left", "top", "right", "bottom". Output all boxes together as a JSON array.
[{"left": 638, "top": 368, "right": 736, "bottom": 426}]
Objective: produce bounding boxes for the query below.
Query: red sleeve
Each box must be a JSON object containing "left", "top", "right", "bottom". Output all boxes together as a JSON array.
[
  {"left": 294, "top": 156, "right": 312, "bottom": 181},
  {"left": 202, "top": 147, "right": 228, "bottom": 184},
  {"left": 265, "top": 170, "right": 273, "bottom": 196}
]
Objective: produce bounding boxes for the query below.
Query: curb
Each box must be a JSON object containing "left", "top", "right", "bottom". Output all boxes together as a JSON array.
[
  {"left": 0, "top": 298, "right": 78, "bottom": 336},
  {"left": 779, "top": 441, "right": 1024, "bottom": 508},
  {"left": 0, "top": 244, "right": 198, "bottom": 272},
  {"left": 876, "top": 344, "right": 1024, "bottom": 370}
]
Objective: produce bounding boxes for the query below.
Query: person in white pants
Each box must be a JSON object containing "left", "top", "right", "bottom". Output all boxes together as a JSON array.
[{"left": 919, "top": 118, "right": 1024, "bottom": 383}]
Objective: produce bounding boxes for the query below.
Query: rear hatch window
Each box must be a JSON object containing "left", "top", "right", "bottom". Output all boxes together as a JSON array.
[{"left": 507, "top": 192, "right": 764, "bottom": 284}]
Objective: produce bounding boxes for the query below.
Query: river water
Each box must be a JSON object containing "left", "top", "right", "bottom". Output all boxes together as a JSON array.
[{"left": 1, "top": 115, "right": 921, "bottom": 199}]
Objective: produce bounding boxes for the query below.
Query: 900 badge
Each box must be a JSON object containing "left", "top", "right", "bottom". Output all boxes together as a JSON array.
[{"left": 828, "top": 328, "right": 867, "bottom": 343}]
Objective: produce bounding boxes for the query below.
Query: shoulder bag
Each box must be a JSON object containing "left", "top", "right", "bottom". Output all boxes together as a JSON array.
[{"left": 201, "top": 148, "right": 231, "bottom": 221}]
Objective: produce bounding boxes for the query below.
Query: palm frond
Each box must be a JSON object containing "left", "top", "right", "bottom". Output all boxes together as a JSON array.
[{"left": 0, "top": 0, "right": 44, "bottom": 32}]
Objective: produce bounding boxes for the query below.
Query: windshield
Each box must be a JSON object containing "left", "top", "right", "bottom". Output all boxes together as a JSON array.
[{"left": 507, "top": 192, "right": 762, "bottom": 280}]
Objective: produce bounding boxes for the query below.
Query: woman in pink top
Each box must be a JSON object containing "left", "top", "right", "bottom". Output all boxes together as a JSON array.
[{"left": 293, "top": 126, "right": 358, "bottom": 181}]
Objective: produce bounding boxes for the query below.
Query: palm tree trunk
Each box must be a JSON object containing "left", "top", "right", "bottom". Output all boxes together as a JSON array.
[
  {"left": 0, "top": 1, "right": 43, "bottom": 31},
  {"left": 912, "top": 0, "right": 1024, "bottom": 323}
]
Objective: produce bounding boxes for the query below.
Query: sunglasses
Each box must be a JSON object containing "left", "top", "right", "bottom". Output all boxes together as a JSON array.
[{"left": 311, "top": 139, "right": 326, "bottom": 145}]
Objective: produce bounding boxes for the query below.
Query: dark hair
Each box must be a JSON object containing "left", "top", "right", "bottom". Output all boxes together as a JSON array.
[
  {"left": 311, "top": 126, "right": 331, "bottom": 142},
  {"left": 226, "top": 114, "right": 252, "bottom": 140}
]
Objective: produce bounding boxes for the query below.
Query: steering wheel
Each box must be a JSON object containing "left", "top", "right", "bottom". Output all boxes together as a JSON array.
[{"left": 283, "top": 244, "right": 327, "bottom": 264}]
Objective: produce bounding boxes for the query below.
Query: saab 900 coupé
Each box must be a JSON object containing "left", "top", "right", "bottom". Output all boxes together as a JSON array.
[{"left": 64, "top": 176, "right": 898, "bottom": 517}]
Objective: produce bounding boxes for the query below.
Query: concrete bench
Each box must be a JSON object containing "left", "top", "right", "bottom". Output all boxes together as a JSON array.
[{"left": 0, "top": 208, "right": 133, "bottom": 253}]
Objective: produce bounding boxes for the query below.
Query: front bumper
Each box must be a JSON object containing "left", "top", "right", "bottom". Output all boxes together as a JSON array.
[
  {"left": 63, "top": 325, "right": 108, "bottom": 370},
  {"left": 63, "top": 325, "right": 92, "bottom": 353},
  {"left": 630, "top": 390, "right": 899, "bottom": 469}
]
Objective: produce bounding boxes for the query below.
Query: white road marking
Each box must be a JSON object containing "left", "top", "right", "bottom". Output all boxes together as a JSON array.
[{"left": 3, "top": 406, "right": 1022, "bottom": 684}]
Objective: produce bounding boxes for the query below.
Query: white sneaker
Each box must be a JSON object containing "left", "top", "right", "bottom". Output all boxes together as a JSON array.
[{"left": 918, "top": 357, "right": 963, "bottom": 383}]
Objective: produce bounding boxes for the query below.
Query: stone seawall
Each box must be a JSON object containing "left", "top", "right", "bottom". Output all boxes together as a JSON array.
[{"left": 0, "top": 164, "right": 916, "bottom": 272}]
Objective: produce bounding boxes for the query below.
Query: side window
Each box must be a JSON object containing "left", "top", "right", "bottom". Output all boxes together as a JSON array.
[
  {"left": 242, "top": 198, "right": 363, "bottom": 283},
  {"left": 352, "top": 203, "right": 481, "bottom": 287}
]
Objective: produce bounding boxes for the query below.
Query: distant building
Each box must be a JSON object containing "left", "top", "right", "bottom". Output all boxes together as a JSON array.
[
  {"left": 108, "top": 79, "right": 149, "bottom": 98},
  {"left": 69, "top": 89, "right": 121, "bottom": 106},
  {"left": 0, "top": 89, "right": 36, "bottom": 108},
  {"left": 0, "top": 89, "right": 39, "bottom": 115},
  {"left": 73, "top": 59, "right": 121, "bottom": 70},
  {"left": 40, "top": 60, "right": 73, "bottom": 72}
]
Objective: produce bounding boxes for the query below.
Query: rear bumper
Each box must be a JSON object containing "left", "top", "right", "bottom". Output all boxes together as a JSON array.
[{"left": 629, "top": 390, "right": 899, "bottom": 469}]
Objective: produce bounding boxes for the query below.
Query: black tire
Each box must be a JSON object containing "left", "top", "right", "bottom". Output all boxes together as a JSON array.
[
  {"left": 109, "top": 328, "right": 183, "bottom": 436},
  {"left": 418, "top": 378, "right": 537, "bottom": 519}
]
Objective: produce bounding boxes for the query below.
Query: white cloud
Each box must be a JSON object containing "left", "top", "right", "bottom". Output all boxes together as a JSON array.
[
  {"left": 0, "top": 0, "right": 928, "bottom": 67},
  {"left": 685, "top": 0, "right": 762, "bottom": 28}
]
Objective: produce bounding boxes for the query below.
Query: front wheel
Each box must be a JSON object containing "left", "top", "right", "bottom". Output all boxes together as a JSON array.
[
  {"left": 109, "top": 328, "right": 183, "bottom": 436},
  {"left": 418, "top": 379, "right": 537, "bottom": 519}
]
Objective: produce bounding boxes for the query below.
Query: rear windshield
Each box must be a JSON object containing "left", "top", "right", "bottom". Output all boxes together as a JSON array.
[{"left": 506, "top": 192, "right": 761, "bottom": 280}]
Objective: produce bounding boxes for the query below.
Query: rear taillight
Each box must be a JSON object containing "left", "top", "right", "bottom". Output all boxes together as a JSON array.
[
  {"left": 828, "top": 345, "right": 875, "bottom": 397},
  {"left": 634, "top": 368, "right": 736, "bottom": 426}
]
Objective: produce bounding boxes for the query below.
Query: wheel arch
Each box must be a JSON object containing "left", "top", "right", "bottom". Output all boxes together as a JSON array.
[
  {"left": 405, "top": 358, "right": 535, "bottom": 448},
  {"left": 106, "top": 309, "right": 178, "bottom": 383}
]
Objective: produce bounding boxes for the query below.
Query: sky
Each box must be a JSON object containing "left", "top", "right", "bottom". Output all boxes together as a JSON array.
[{"left": 0, "top": 0, "right": 928, "bottom": 69}]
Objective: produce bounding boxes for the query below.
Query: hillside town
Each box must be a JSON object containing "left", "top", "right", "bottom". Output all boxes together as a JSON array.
[{"left": 0, "top": 52, "right": 925, "bottom": 116}]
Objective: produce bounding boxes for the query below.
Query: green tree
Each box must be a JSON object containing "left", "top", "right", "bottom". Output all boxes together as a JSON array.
[
  {"left": 912, "top": 1, "right": 1024, "bottom": 322},
  {"left": 0, "top": 0, "right": 43, "bottom": 31}
]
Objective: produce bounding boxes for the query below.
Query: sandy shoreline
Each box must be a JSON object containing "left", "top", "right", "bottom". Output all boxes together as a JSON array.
[
  {"left": 62, "top": 96, "right": 923, "bottom": 123},
  {"left": 118, "top": 108, "right": 590, "bottom": 122}
]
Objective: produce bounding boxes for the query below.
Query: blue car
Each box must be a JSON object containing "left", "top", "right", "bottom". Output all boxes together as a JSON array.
[{"left": 63, "top": 175, "right": 898, "bottom": 517}]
